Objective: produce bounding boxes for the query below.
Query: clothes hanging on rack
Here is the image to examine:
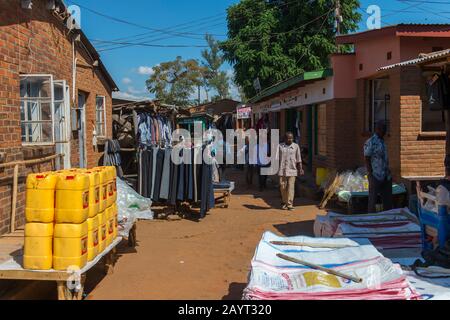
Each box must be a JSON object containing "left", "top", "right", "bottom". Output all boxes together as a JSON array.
[
  {"left": 138, "top": 144, "right": 215, "bottom": 218},
  {"left": 103, "top": 139, "right": 123, "bottom": 178},
  {"left": 135, "top": 112, "right": 173, "bottom": 147}
]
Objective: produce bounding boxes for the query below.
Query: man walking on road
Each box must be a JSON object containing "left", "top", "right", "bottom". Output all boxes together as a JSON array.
[
  {"left": 278, "top": 132, "right": 303, "bottom": 211},
  {"left": 364, "top": 120, "right": 393, "bottom": 213}
]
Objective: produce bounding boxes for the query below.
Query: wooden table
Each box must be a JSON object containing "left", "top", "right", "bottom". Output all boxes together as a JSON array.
[{"left": 0, "top": 230, "right": 122, "bottom": 300}]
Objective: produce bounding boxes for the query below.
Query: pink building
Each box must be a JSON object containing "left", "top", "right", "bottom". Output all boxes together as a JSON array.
[{"left": 250, "top": 24, "right": 450, "bottom": 183}]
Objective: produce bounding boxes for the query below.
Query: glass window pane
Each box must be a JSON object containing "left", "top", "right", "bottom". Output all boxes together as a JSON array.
[
  {"left": 374, "top": 79, "right": 389, "bottom": 100},
  {"left": 40, "top": 102, "right": 52, "bottom": 121},
  {"left": 54, "top": 83, "right": 64, "bottom": 101}
]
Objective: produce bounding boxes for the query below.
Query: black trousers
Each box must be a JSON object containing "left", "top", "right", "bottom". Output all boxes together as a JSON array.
[
  {"left": 368, "top": 175, "right": 393, "bottom": 213},
  {"left": 258, "top": 165, "right": 267, "bottom": 190},
  {"left": 246, "top": 165, "right": 255, "bottom": 185}
]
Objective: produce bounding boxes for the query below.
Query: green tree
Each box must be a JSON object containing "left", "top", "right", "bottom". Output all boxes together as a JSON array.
[
  {"left": 201, "top": 34, "right": 230, "bottom": 101},
  {"left": 146, "top": 56, "right": 206, "bottom": 107},
  {"left": 221, "top": 0, "right": 361, "bottom": 98}
]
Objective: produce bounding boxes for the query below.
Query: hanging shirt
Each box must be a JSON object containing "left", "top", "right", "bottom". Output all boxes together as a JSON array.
[
  {"left": 277, "top": 142, "right": 301, "bottom": 177},
  {"left": 364, "top": 134, "right": 391, "bottom": 181}
]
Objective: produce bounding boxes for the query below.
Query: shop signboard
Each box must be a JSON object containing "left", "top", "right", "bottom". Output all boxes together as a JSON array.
[{"left": 237, "top": 104, "right": 252, "bottom": 119}]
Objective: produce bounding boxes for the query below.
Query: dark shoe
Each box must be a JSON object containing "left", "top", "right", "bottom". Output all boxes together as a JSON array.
[{"left": 288, "top": 207, "right": 294, "bottom": 211}]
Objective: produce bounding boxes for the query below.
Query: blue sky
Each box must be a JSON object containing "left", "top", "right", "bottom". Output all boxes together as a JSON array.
[{"left": 66, "top": 0, "right": 450, "bottom": 101}]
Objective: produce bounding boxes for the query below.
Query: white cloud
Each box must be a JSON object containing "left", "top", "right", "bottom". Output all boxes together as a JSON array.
[
  {"left": 230, "top": 82, "right": 242, "bottom": 102},
  {"left": 112, "top": 91, "right": 143, "bottom": 101},
  {"left": 113, "top": 85, "right": 151, "bottom": 101},
  {"left": 127, "top": 86, "right": 147, "bottom": 95},
  {"left": 122, "top": 77, "right": 132, "bottom": 85},
  {"left": 137, "top": 66, "right": 155, "bottom": 76},
  {"left": 226, "top": 69, "right": 235, "bottom": 80}
]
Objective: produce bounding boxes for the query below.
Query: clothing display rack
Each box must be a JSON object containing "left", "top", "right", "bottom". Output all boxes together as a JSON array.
[{"left": 138, "top": 145, "right": 215, "bottom": 218}]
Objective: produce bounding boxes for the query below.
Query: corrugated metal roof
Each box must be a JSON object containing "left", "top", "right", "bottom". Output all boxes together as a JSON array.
[
  {"left": 248, "top": 69, "right": 333, "bottom": 104},
  {"left": 378, "top": 49, "right": 450, "bottom": 71}
]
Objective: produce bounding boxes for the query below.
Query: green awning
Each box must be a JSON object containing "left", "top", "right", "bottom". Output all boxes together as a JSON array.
[{"left": 249, "top": 69, "right": 333, "bottom": 104}]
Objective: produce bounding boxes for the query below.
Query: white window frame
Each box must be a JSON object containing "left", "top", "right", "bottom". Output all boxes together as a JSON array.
[
  {"left": 95, "top": 95, "right": 107, "bottom": 137},
  {"left": 20, "top": 74, "right": 55, "bottom": 146}
]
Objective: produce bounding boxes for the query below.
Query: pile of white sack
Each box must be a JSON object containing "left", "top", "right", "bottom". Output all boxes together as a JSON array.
[
  {"left": 243, "top": 232, "right": 420, "bottom": 300},
  {"left": 116, "top": 178, "right": 153, "bottom": 237}
]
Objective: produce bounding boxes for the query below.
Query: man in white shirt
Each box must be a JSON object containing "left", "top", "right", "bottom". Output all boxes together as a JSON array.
[{"left": 277, "top": 132, "right": 304, "bottom": 211}]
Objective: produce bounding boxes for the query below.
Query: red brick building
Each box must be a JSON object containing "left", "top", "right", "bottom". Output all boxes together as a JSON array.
[
  {"left": 0, "top": 0, "right": 118, "bottom": 235},
  {"left": 250, "top": 24, "right": 450, "bottom": 183}
]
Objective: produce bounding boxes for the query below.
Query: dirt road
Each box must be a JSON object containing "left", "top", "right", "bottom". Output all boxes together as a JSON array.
[{"left": 86, "top": 169, "right": 324, "bottom": 300}]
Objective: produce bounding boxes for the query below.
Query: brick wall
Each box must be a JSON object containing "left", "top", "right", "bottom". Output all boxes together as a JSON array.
[
  {"left": 399, "top": 66, "right": 445, "bottom": 178},
  {"left": 0, "top": 1, "right": 113, "bottom": 235}
]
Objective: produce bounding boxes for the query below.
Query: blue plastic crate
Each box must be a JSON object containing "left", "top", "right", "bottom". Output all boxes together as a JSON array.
[{"left": 418, "top": 203, "right": 450, "bottom": 250}]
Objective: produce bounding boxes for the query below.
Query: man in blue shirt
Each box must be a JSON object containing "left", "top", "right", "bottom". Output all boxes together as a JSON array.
[{"left": 364, "top": 121, "right": 393, "bottom": 213}]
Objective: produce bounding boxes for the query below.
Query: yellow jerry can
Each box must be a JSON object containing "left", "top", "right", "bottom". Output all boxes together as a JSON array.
[
  {"left": 87, "top": 215, "right": 99, "bottom": 262},
  {"left": 112, "top": 202, "right": 118, "bottom": 239},
  {"left": 55, "top": 173, "right": 90, "bottom": 224},
  {"left": 91, "top": 168, "right": 108, "bottom": 213},
  {"left": 94, "top": 167, "right": 115, "bottom": 208},
  {"left": 23, "top": 222, "right": 53, "bottom": 270},
  {"left": 97, "top": 211, "right": 107, "bottom": 254},
  {"left": 107, "top": 166, "right": 117, "bottom": 205},
  {"left": 105, "top": 206, "right": 114, "bottom": 247},
  {"left": 25, "top": 173, "right": 58, "bottom": 223},
  {"left": 53, "top": 221, "right": 88, "bottom": 270},
  {"left": 79, "top": 169, "right": 100, "bottom": 218}
]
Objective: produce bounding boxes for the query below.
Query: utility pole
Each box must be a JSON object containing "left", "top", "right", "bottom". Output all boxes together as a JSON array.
[{"left": 335, "top": 0, "right": 343, "bottom": 53}]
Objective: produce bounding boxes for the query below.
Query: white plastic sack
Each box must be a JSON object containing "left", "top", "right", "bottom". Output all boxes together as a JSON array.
[{"left": 117, "top": 178, "right": 153, "bottom": 237}]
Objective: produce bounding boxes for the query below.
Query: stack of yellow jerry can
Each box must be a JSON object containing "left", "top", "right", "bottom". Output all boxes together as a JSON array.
[
  {"left": 91, "top": 167, "right": 108, "bottom": 253},
  {"left": 79, "top": 169, "right": 100, "bottom": 262},
  {"left": 23, "top": 166, "right": 118, "bottom": 271},
  {"left": 53, "top": 172, "right": 90, "bottom": 270},
  {"left": 24, "top": 172, "right": 58, "bottom": 270},
  {"left": 93, "top": 167, "right": 117, "bottom": 249}
]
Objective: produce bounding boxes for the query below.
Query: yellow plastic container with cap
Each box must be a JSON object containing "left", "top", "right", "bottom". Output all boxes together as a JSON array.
[
  {"left": 87, "top": 215, "right": 99, "bottom": 262},
  {"left": 112, "top": 202, "right": 118, "bottom": 239},
  {"left": 316, "top": 168, "right": 329, "bottom": 187},
  {"left": 25, "top": 173, "right": 58, "bottom": 223},
  {"left": 55, "top": 173, "right": 90, "bottom": 224},
  {"left": 79, "top": 169, "right": 100, "bottom": 218},
  {"left": 94, "top": 166, "right": 115, "bottom": 208},
  {"left": 53, "top": 221, "right": 88, "bottom": 270},
  {"left": 92, "top": 168, "right": 108, "bottom": 213},
  {"left": 105, "top": 206, "right": 113, "bottom": 247},
  {"left": 97, "top": 211, "right": 107, "bottom": 253},
  {"left": 23, "top": 223, "right": 53, "bottom": 270},
  {"left": 108, "top": 166, "right": 117, "bottom": 205}
]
